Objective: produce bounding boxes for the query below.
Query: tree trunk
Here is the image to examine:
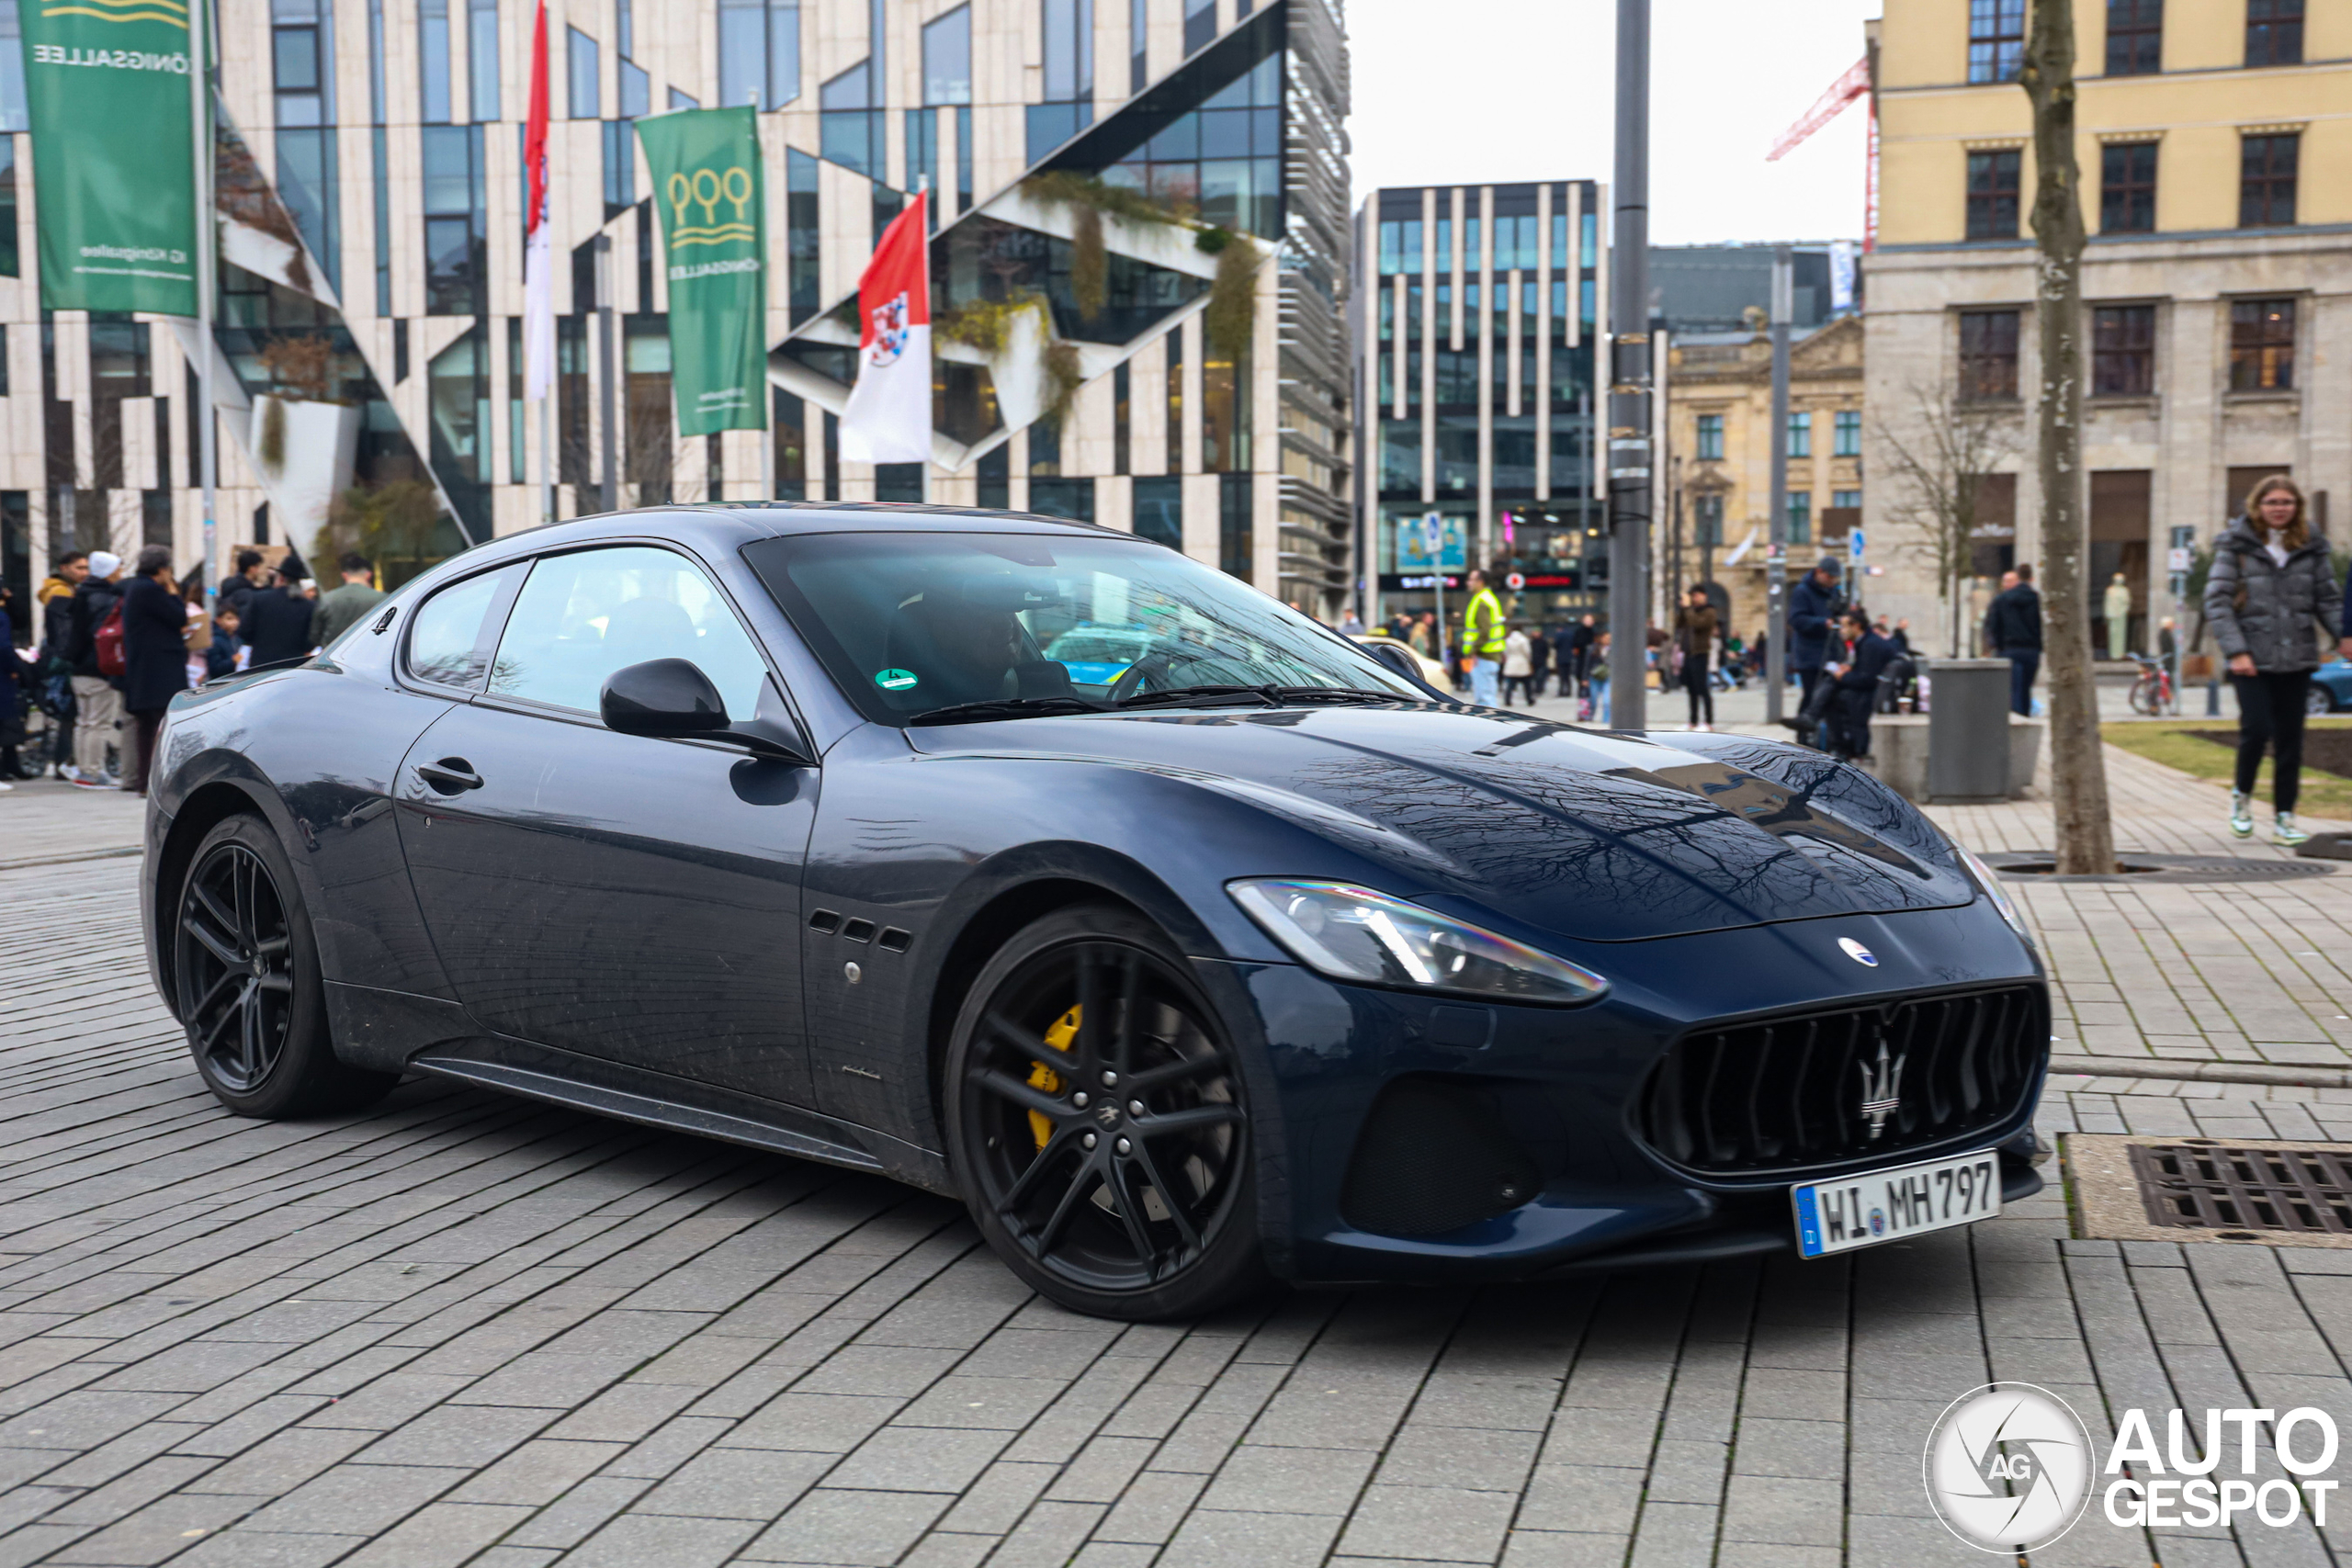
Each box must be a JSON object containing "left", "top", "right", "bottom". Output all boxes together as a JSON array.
[{"left": 2022, "top": 0, "right": 2113, "bottom": 874}]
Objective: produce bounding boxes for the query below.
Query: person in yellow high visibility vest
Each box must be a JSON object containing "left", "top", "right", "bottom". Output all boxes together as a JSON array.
[{"left": 1462, "top": 570, "right": 1507, "bottom": 706}]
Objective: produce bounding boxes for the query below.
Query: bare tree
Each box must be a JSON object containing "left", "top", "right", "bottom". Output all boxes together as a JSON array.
[
  {"left": 1875, "top": 382, "right": 2017, "bottom": 658},
  {"left": 2023, "top": 0, "right": 2113, "bottom": 873}
]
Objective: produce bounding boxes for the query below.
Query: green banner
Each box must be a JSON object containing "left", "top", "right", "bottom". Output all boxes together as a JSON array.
[
  {"left": 23, "top": 0, "right": 199, "bottom": 314},
  {"left": 638, "top": 107, "right": 768, "bottom": 436}
]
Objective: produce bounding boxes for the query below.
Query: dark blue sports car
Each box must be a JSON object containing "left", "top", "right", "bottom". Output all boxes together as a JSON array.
[{"left": 142, "top": 506, "right": 2049, "bottom": 1319}]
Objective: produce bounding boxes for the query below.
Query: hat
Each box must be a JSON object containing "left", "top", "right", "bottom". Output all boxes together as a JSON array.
[
  {"left": 88, "top": 550, "right": 120, "bottom": 580},
  {"left": 1815, "top": 557, "right": 1843, "bottom": 577}
]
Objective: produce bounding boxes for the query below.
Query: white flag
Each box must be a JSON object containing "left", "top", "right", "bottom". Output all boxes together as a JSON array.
[{"left": 840, "top": 194, "right": 933, "bottom": 465}]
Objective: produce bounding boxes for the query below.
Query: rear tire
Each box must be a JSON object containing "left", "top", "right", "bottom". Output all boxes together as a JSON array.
[
  {"left": 172, "top": 815, "right": 399, "bottom": 1118},
  {"left": 944, "top": 904, "right": 1271, "bottom": 1321},
  {"left": 2306, "top": 684, "right": 2335, "bottom": 716}
]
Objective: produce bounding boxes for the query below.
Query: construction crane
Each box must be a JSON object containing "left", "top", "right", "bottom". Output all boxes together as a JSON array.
[{"left": 1769, "top": 56, "right": 1877, "bottom": 249}]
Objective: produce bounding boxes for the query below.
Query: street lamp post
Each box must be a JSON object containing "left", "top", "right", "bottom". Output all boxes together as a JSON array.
[
  {"left": 1605, "top": 0, "right": 1653, "bottom": 730},
  {"left": 1764, "top": 244, "right": 1792, "bottom": 724}
]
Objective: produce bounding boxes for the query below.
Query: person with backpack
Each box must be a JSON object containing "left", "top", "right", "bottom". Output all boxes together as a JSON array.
[
  {"left": 2208, "top": 475, "right": 2339, "bottom": 846},
  {"left": 63, "top": 550, "right": 125, "bottom": 788}
]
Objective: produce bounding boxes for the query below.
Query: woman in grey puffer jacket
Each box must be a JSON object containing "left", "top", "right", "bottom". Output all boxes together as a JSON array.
[{"left": 2204, "top": 474, "right": 2340, "bottom": 845}]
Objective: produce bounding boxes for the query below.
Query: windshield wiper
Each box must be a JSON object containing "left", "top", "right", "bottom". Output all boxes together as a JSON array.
[
  {"left": 908, "top": 695, "right": 1106, "bottom": 726},
  {"left": 1112, "top": 685, "right": 1284, "bottom": 711},
  {"left": 1261, "top": 685, "right": 1412, "bottom": 705}
]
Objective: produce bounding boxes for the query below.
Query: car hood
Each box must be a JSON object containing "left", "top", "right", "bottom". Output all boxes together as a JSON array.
[{"left": 906, "top": 705, "right": 1977, "bottom": 942}]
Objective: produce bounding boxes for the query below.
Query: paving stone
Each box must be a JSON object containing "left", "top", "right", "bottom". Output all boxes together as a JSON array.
[
  {"left": 741, "top": 1485, "right": 954, "bottom": 1564},
  {"left": 1157, "top": 1506, "right": 1344, "bottom": 1568},
  {"left": 1333, "top": 1482, "right": 1518, "bottom": 1561},
  {"left": 560, "top": 1510, "right": 763, "bottom": 1567}
]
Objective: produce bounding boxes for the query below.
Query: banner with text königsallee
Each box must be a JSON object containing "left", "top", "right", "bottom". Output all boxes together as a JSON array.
[
  {"left": 637, "top": 107, "right": 768, "bottom": 436},
  {"left": 23, "top": 0, "right": 199, "bottom": 314}
]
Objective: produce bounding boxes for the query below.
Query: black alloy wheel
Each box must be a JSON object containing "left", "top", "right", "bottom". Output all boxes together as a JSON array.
[
  {"left": 173, "top": 816, "right": 398, "bottom": 1117},
  {"left": 176, "top": 839, "right": 296, "bottom": 1093},
  {"left": 947, "top": 906, "right": 1268, "bottom": 1319}
]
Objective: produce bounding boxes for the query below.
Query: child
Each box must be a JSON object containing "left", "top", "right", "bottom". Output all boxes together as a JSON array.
[{"left": 205, "top": 606, "right": 248, "bottom": 682}]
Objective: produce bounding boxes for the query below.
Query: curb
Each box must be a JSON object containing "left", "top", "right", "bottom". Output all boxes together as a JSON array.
[
  {"left": 2049, "top": 1053, "right": 2352, "bottom": 1090},
  {"left": 0, "top": 846, "right": 141, "bottom": 873}
]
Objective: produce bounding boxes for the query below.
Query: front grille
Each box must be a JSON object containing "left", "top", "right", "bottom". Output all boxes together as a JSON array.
[
  {"left": 1636, "top": 986, "right": 2047, "bottom": 1177},
  {"left": 1341, "top": 1077, "right": 1543, "bottom": 1236}
]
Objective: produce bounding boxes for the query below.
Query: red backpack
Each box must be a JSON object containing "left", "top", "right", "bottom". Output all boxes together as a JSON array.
[{"left": 95, "top": 601, "right": 126, "bottom": 677}]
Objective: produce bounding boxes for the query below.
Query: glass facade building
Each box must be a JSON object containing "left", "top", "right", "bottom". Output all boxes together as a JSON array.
[{"left": 1355, "top": 180, "right": 1602, "bottom": 620}]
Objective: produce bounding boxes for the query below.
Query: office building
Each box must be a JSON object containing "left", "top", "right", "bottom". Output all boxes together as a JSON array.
[{"left": 0, "top": 0, "right": 1352, "bottom": 616}]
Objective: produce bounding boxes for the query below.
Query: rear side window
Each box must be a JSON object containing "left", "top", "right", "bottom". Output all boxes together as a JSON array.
[
  {"left": 404, "top": 566, "right": 519, "bottom": 690},
  {"left": 487, "top": 545, "right": 770, "bottom": 719}
]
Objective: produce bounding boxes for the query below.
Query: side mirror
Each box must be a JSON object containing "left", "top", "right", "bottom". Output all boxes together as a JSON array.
[
  {"left": 600, "top": 659, "right": 817, "bottom": 766},
  {"left": 1365, "top": 642, "right": 1419, "bottom": 679},
  {"left": 601, "top": 658, "right": 729, "bottom": 737}
]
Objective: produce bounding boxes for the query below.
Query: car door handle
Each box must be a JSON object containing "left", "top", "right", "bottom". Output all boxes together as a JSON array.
[{"left": 414, "top": 758, "right": 483, "bottom": 794}]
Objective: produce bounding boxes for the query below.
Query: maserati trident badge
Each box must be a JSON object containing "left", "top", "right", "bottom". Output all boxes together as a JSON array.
[
  {"left": 1838, "top": 937, "right": 1878, "bottom": 967},
  {"left": 1858, "top": 1039, "right": 1905, "bottom": 1140}
]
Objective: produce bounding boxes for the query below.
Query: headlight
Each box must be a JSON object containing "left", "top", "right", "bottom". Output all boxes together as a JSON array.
[
  {"left": 1227, "top": 879, "right": 1609, "bottom": 1005},
  {"left": 1952, "top": 842, "right": 2032, "bottom": 946}
]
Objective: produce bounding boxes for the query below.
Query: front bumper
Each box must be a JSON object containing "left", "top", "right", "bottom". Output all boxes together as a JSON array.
[{"left": 1209, "top": 897, "right": 2048, "bottom": 1284}]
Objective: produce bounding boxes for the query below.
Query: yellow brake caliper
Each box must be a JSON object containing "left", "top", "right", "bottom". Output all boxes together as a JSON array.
[{"left": 1028, "top": 1005, "right": 1080, "bottom": 1150}]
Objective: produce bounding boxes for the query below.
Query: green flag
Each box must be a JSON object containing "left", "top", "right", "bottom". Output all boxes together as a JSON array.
[
  {"left": 23, "top": 0, "right": 200, "bottom": 314},
  {"left": 638, "top": 107, "right": 768, "bottom": 436}
]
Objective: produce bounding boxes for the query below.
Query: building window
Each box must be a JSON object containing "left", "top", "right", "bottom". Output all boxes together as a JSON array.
[
  {"left": 1113, "top": 362, "right": 1130, "bottom": 475},
  {"left": 1134, "top": 476, "right": 1182, "bottom": 549},
  {"left": 1787, "top": 411, "right": 1812, "bottom": 458},
  {"left": 820, "top": 63, "right": 883, "bottom": 177},
  {"left": 507, "top": 316, "right": 526, "bottom": 484},
  {"left": 718, "top": 0, "right": 799, "bottom": 110},
  {"left": 568, "top": 27, "right": 597, "bottom": 118},
  {"left": 2230, "top": 299, "right": 2294, "bottom": 391},
  {"left": 2092, "top": 305, "right": 2154, "bottom": 396},
  {"left": 0, "top": 0, "right": 25, "bottom": 131},
  {"left": 2106, "top": 0, "right": 2161, "bottom": 74},
  {"left": 2246, "top": 0, "right": 2302, "bottom": 66},
  {"left": 2240, "top": 133, "right": 2297, "bottom": 228},
  {"left": 468, "top": 0, "right": 498, "bottom": 118},
  {"left": 427, "top": 322, "right": 490, "bottom": 536},
  {"left": 1028, "top": 0, "right": 1096, "bottom": 163},
  {"left": 1787, "top": 491, "right": 1812, "bottom": 546},
  {"left": 420, "top": 0, "right": 450, "bottom": 121},
  {"left": 1695, "top": 412, "right": 1723, "bottom": 461},
  {"left": 1692, "top": 493, "right": 1723, "bottom": 547},
  {"left": 1959, "top": 309, "right": 2021, "bottom": 400},
  {"left": 1130, "top": 0, "right": 1147, "bottom": 91},
  {"left": 1833, "top": 409, "right": 1861, "bottom": 457},
  {"left": 273, "top": 0, "right": 337, "bottom": 293},
  {"left": 1219, "top": 473, "right": 1252, "bottom": 580},
  {"left": 1968, "top": 0, "right": 2025, "bottom": 83},
  {"left": 1166, "top": 328, "right": 1183, "bottom": 473},
  {"left": 2100, "top": 141, "right": 2157, "bottom": 233},
  {"left": 923, "top": 6, "right": 971, "bottom": 104},
  {"left": 1832, "top": 490, "right": 1862, "bottom": 511},
  {"left": 1183, "top": 0, "right": 1215, "bottom": 54},
  {"left": 422, "top": 125, "right": 485, "bottom": 315},
  {"left": 603, "top": 121, "right": 634, "bottom": 219},
  {"left": 1966, "top": 150, "right": 2021, "bottom": 241},
  {"left": 787, "top": 148, "right": 819, "bottom": 323}
]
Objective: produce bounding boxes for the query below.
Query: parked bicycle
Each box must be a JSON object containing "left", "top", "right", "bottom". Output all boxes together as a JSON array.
[{"left": 2127, "top": 652, "right": 2175, "bottom": 716}]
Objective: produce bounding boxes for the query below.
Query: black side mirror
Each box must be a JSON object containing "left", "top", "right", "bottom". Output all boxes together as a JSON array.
[
  {"left": 602, "top": 658, "right": 728, "bottom": 737},
  {"left": 601, "top": 659, "right": 817, "bottom": 765},
  {"left": 1365, "top": 642, "right": 1419, "bottom": 679}
]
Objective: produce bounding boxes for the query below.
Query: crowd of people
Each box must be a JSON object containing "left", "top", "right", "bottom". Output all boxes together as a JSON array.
[{"left": 0, "top": 547, "right": 383, "bottom": 795}]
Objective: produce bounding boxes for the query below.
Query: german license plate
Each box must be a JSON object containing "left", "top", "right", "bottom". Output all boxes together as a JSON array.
[{"left": 1792, "top": 1148, "right": 2001, "bottom": 1258}]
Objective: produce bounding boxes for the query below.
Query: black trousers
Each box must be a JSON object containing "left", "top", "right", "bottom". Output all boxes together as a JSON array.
[
  {"left": 2233, "top": 671, "right": 2312, "bottom": 812},
  {"left": 1681, "top": 661, "right": 1713, "bottom": 725}
]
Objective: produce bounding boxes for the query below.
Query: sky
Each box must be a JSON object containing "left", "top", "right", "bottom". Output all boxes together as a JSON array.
[{"left": 1344, "top": 0, "right": 1883, "bottom": 246}]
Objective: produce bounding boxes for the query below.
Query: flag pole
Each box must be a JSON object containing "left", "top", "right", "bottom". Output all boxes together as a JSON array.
[{"left": 192, "top": 0, "right": 215, "bottom": 604}]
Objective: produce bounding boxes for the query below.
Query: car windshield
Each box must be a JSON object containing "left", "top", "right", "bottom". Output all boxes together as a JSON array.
[{"left": 742, "top": 530, "right": 1423, "bottom": 724}]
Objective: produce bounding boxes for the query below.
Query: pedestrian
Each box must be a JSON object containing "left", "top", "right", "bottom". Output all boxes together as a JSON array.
[
  {"left": 311, "top": 551, "right": 387, "bottom": 649},
  {"left": 1984, "top": 563, "right": 2043, "bottom": 716},
  {"left": 2209, "top": 474, "right": 2338, "bottom": 845},
  {"left": 1408, "top": 612, "right": 1433, "bottom": 656},
  {"left": 1527, "top": 621, "right": 1552, "bottom": 697},
  {"left": 1461, "top": 569, "right": 1507, "bottom": 706},
  {"left": 119, "top": 546, "right": 191, "bottom": 796},
  {"left": 2103, "top": 572, "right": 2133, "bottom": 661},
  {"left": 2158, "top": 616, "right": 2177, "bottom": 661},
  {"left": 1672, "top": 585, "right": 1720, "bottom": 730},
  {"left": 220, "top": 548, "right": 269, "bottom": 623},
  {"left": 1501, "top": 625, "right": 1535, "bottom": 705},
  {"left": 1825, "top": 607, "right": 1897, "bottom": 761},
  {"left": 242, "top": 567, "right": 319, "bottom": 667},
  {"left": 1587, "top": 631, "right": 1611, "bottom": 724},
  {"left": 205, "top": 605, "right": 247, "bottom": 681},
  {"left": 1784, "top": 558, "right": 1844, "bottom": 717},
  {"left": 63, "top": 549, "right": 125, "bottom": 788},
  {"left": 0, "top": 583, "right": 28, "bottom": 787},
  {"left": 1566, "top": 614, "right": 1597, "bottom": 695},
  {"left": 1337, "top": 604, "right": 1365, "bottom": 637}
]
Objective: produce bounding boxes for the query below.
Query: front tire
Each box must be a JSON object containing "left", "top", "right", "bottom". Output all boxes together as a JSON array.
[
  {"left": 944, "top": 905, "right": 1270, "bottom": 1320},
  {"left": 2307, "top": 683, "right": 2335, "bottom": 716},
  {"left": 173, "top": 815, "right": 398, "bottom": 1118}
]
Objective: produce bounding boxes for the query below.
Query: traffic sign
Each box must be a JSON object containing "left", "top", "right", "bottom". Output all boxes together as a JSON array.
[
  {"left": 1848, "top": 526, "right": 1865, "bottom": 561},
  {"left": 1422, "top": 512, "right": 1445, "bottom": 558},
  {"left": 1505, "top": 571, "right": 1525, "bottom": 592}
]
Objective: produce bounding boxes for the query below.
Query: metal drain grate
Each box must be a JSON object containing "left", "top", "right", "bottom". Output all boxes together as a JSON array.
[{"left": 2132, "top": 1142, "right": 2352, "bottom": 1235}]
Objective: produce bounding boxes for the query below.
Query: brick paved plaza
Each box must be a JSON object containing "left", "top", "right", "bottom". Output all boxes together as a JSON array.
[{"left": 4, "top": 746, "right": 2352, "bottom": 1568}]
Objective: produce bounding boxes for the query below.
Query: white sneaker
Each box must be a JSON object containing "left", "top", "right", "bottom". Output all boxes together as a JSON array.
[
  {"left": 2275, "top": 811, "right": 2312, "bottom": 848},
  {"left": 2229, "top": 790, "right": 2255, "bottom": 839}
]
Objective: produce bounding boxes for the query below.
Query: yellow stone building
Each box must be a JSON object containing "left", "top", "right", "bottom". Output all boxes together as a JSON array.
[
  {"left": 1863, "top": 0, "right": 2349, "bottom": 656},
  {"left": 1666, "top": 315, "right": 1865, "bottom": 647}
]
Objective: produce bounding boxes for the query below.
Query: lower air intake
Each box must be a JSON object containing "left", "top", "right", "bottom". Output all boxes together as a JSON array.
[{"left": 1340, "top": 1076, "right": 1542, "bottom": 1237}]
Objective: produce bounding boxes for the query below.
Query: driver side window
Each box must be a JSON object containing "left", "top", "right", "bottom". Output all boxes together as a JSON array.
[{"left": 488, "top": 546, "right": 770, "bottom": 719}]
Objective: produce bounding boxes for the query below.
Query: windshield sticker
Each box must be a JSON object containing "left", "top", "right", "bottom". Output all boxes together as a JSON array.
[{"left": 875, "top": 668, "right": 920, "bottom": 691}]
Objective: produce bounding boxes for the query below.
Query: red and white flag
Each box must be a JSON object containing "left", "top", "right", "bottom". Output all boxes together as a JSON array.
[
  {"left": 840, "top": 193, "right": 931, "bottom": 465},
  {"left": 523, "top": 0, "right": 553, "bottom": 399}
]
